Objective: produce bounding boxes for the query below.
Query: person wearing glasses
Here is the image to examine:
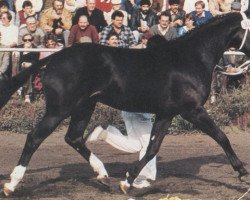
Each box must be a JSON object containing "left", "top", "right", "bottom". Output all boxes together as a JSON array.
[
  {"left": 18, "top": 16, "right": 45, "bottom": 47},
  {"left": 16, "top": 34, "right": 40, "bottom": 103}
]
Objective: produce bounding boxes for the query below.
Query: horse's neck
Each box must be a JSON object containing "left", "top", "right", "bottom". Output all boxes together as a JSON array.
[{"left": 193, "top": 14, "right": 242, "bottom": 71}]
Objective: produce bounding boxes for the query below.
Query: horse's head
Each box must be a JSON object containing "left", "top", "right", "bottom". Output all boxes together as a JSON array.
[{"left": 228, "top": 10, "right": 250, "bottom": 56}]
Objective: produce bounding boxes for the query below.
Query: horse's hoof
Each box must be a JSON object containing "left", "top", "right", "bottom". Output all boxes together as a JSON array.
[
  {"left": 239, "top": 173, "right": 250, "bottom": 184},
  {"left": 3, "top": 184, "right": 13, "bottom": 197},
  {"left": 119, "top": 181, "right": 130, "bottom": 194},
  {"left": 97, "top": 176, "right": 110, "bottom": 187}
]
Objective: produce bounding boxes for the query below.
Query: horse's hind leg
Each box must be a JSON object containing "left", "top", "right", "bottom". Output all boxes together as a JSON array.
[
  {"left": 120, "top": 114, "right": 173, "bottom": 193},
  {"left": 64, "top": 100, "right": 110, "bottom": 186},
  {"left": 3, "top": 109, "right": 66, "bottom": 196},
  {"left": 181, "top": 107, "right": 249, "bottom": 180}
]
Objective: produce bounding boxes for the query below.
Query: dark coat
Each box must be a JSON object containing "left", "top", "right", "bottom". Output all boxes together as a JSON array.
[
  {"left": 72, "top": 7, "right": 107, "bottom": 33},
  {"left": 130, "top": 9, "right": 157, "bottom": 31},
  {"left": 162, "top": 9, "right": 186, "bottom": 28},
  {"left": 17, "top": 44, "right": 40, "bottom": 71}
]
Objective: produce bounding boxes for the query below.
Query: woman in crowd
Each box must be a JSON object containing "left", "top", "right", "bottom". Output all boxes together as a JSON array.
[{"left": 17, "top": 33, "right": 40, "bottom": 103}]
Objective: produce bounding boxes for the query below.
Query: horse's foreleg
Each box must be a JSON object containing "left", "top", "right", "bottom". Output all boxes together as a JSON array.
[
  {"left": 3, "top": 111, "right": 65, "bottom": 196},
  {"left": 64, "top": 101, "right": 110, "bottom": 186},
  {"left": 181, "top": 107, "right": 249, "bottom": 181},
  {"left": 120, "top": 115, "right": 172, "bottom": 194}
]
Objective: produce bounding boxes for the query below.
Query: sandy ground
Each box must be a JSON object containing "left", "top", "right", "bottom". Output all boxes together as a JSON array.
[{"left": 0, "top": 129, "right": 250, "bottom": 200}]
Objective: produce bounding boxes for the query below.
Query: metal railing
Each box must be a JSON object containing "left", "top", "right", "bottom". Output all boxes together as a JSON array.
[{"left": 0, "top": 48, "right": 61, "bottom": 52}]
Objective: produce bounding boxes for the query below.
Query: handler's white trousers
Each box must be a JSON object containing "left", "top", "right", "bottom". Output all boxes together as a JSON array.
[{"left": 105, "top": 111, "right": 156, "bottom": 181}]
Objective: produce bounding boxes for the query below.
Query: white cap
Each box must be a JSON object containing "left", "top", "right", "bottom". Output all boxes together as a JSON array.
[{"left": 111, "top": 0, "right": 121, "bottom": 4}]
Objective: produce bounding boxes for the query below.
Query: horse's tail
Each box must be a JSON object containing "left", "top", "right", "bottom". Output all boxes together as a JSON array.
[{"left": 0, "top": 55, "right": 51, "bottom": 110}]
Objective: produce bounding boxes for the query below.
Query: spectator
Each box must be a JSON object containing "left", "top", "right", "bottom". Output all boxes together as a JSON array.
[
  {"left": 161, "top": 0, "right": 186, "bottom": 31},
  {"left": 131, "top": 31, "right": 153, "bottom": 48},
  {"left": 0, "top": 44, "right": 10, "bottom": 80},
  {"left": 177, "top": 13, "right": 195, "bottom": 37},
  {"left": 104, "top": 0, "right": 128, "bottom": 26},
  {"left": 130, "top": 0, "right": 157, "bottom": 42},
  {"left": 208, "top": 0, "right": 232, "bottom": 16},
  {"left": 95, "top": 0, "right": 112, "bottom": 12},
  {"left": 106, "top": 31, "right": 119, "bottom": 46},
  {"left": 15, "top": 0, "right": 43, "bottom": 14},
  {"left": 64, "top": 0, "right": 86, "bottom": 13},
  {"left": 150, "top": 13, "right": 177, "bottom": 40},
  {"left": 211, "top": 47, "right": 248, "bottom": 103},
  {"left": 16, "top": 1, "right": 37, "bottom": 28},
  {"left": 40, "top": 0, "right": 72, "bottom": 46},
  {"left": 0, "top": 12, "right": 18, "bottom": 47},
  {"left": 99, "top": 10, "right": 136, "bottom": 47},
  {"left": 151, "top": 0, "right": 169, "bottom": 15},
  {"left": 73, "top": 0, "right": 107, "bottom": 32},
  {"left": 18, "top": 16, "right": 45, "bottom": 47},
  {"left": 230, "top": 1, "right": 241, "bottom": 12},
  {"left": 39, "top": 33, "right": 63, "bottom": 59},
  {"left": 0, "top": 0, "right": 15, "bottom": 25},
  {"left": 121, "top": 0, "right": 140, "bottom": 17},
  {"left": 183, "top": 0, "right": 208, "bottom": 14},
  {"left": 17, "top": 33, "right": 40, "bottom": 103},
  {"left": 68, "top": 15, "right": 99, "bottom": 46},
  {"left": 190, "top": 0, "right": 212, "bottom": 26}
]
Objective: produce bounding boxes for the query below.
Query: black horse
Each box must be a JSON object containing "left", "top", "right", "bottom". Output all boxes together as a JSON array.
[{"left": 1, "top": 10, "right": 250, "bottom": 196}]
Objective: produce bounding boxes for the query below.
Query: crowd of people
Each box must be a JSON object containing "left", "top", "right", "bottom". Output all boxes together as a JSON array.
[
  {"left": 0, "top": 0, "right": 248, "bottom": 99},
  {"left": 0, "top": 0, "right": 249, "bottom": 189}
]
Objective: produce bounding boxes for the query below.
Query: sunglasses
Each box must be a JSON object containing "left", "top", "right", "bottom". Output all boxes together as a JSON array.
[{"left": 23, "top": 38, "right": 33, "bottom": 42}]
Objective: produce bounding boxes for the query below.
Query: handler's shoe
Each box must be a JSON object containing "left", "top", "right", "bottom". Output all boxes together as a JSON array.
[
  {"left": 87, "top": 126, "right": 107, "bottom": 142},
  {"left": 133, "top": 178, "right": 151, "bottom": 189}
]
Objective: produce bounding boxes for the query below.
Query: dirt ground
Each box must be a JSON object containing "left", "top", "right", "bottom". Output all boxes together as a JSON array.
[{"left": 0, "top": 128, "right": 249, "bottom": 200}]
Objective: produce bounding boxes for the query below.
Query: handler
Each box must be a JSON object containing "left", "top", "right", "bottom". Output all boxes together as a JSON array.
[{"left": 88, "top": 111, "right": 156, "bottom": 189}]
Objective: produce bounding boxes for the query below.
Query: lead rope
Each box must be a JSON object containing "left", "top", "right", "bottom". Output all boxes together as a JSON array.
[{"left": 239, "top": 12, "right": 250, "bottom": 50}]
